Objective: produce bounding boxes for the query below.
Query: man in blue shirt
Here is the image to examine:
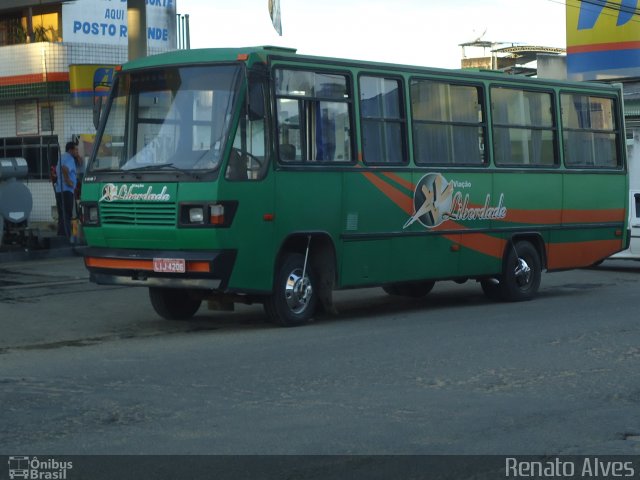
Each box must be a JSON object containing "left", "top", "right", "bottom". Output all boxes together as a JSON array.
[{"left": 54, "top": 142, "right": 78, "bottom": 237}]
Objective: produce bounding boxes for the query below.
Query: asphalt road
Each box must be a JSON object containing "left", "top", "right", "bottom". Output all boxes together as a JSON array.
[{"left": 1, "top": 255, "right": 640, "bottom": 462}]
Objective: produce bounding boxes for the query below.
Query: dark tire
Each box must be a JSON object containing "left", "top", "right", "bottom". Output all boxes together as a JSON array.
[
  {"left": 149, "top": 287, "right": 201, "bottom": 320},
  {"left": 499, "top": 241, "right": 542, "bottom": 302},
  {"left": 480, "top": 278, "right": 503, "bottom": 301},
  {"left": 383, "top": 280, "right": 435, "bottom": 298},
  {"left": 382, "top": 284, "right": 401, "bottom": 296},
  {"left": 264, "top": 253, "right": 317, "bottom": 327}
]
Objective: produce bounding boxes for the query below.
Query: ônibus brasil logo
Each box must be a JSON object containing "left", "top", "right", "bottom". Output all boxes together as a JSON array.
[
  {"left": 100, "top": 183, "right": 171, "bottom": 202},
  {"left": 8, "top": 456, "right": 73, "bottom": 479},
  {"left": 403, "top": 173, "right": 507, "bottom": 229}
]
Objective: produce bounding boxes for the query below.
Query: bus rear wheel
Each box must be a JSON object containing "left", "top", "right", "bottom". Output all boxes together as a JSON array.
[
  {"left": 264, "top": 253, "right": 317, "bottom": 327},
  {"left": 488, "top": 241, "right": 541, "bottom": 302},
  {"left": 149, "top": 287, "right": 201, "bottom": 320},
  {"left": 502, "top": 241, "right": 541, "bottom": 301},
  {"left": 383, "top": 280, "right": 435, "bottom": 298}
]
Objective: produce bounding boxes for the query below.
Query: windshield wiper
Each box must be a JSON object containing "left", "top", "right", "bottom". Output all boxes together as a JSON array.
[
  {"left": 123, "top": 162, "right": 178, "bottom": 172},
  {"left": 121, "top": 162, "right": 216, "bottom": 178}
]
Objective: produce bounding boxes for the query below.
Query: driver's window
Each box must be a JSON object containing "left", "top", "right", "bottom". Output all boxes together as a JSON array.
[
  {"left": 225, "top": 117, "right": 267, "bottom": 180},
  {"left": 225, "top": 80, "right": 268, "bottom": 181}
]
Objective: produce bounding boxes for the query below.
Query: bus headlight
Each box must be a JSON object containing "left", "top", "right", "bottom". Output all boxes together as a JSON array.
[
  {"left": 189, "top": 206, "right": 205, "bottom": 223},
  {"left": 81, "top": 202, "right": 100, "bottom": 226}
]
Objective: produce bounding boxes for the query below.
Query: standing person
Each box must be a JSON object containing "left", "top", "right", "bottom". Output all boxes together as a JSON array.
[{"left": 54, "top": 142, "right": 78, "bottom": 238}]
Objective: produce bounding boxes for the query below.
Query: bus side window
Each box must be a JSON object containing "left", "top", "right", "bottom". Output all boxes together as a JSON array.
[
  {"left": 275, "top": 68, "right": 353, "bottom": 163},
  {"left": 561, "top": 93, "right": 620, "bottom": 168},
  {"left": 491, "top": 87, "right": 556, "bottom": 167},
  {"left": 279, "top": 143, "right": 296, "bottom": 160},
  {"left": 360, "top": 75, "right": 407, "bottom": 164},
  {"left": 277, "top": 98, "right": 302, "bottom": 161},
  {"left": 410, "top": 79, "right": 486, "bottom": 166}
]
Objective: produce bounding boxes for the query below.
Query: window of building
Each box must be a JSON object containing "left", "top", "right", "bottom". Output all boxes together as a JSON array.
[
  {"left": 561, "top": 93, "right": 620, "bottom": 168},
  {"left": 359, "top": 75, "right": 406, "bottom": 164},
  {"left": 275, "top": 68, "right": 353, "bottom": 163},
  {"left": 16, "top": 101, "right": 39, "bottom": 136},
  {"left": 491, "top": 87, "right": 557, "bottom": 166},
  {"left": 40, "top": 105, "right": 54, "bottom": 132},
  {"left": 411, "top": 79, "right": 486, "bottom": 165},
  {"left": 0, "top": 8, "right": 61, "bottom": 46}
]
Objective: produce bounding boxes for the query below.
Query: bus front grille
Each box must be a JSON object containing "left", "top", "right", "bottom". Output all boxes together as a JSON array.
[{"left": 100, "top": 202, "right": 177, "bottom": 226}]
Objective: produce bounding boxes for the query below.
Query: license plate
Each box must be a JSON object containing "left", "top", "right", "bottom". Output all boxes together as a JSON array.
[{"left": 153, "top": 258, "right": 186, "bottom": 273}]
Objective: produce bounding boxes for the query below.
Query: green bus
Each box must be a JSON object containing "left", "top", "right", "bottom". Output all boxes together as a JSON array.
[{"left": 81, "top": 46, "right": 629, "bottom": 326}]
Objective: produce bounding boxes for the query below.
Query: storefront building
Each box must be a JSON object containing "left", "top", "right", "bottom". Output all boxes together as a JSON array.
[{"left": 0, "top": 0, "right": 180, "bottom": 224}]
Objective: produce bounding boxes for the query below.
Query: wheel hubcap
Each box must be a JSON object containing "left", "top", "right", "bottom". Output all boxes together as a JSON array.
[
  {"left": 284, "top": 269, "right": 312, "bottom": 314},
  {"left": 514, "top": 257, "right": 532, "bottom": 287}
]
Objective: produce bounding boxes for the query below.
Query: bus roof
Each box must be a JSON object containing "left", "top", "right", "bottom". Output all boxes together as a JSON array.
[
  {"left": 121, "top": 46, "right": 619, "bottom": 92},
  {"left": 122, "top": 46, "right": 296, "bottom": 71}
]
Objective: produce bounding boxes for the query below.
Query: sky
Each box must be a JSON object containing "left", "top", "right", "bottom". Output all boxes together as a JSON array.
[{"left": 182, "top": 0, "right": 567, "bottom": 69}]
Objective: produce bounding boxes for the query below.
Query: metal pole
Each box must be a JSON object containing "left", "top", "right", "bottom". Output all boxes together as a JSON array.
[
  {"left": 185, "top": 14, "right": 190, "bottom": 50},
  {"left": 180, "top": 14, "right": 185, "bottom": 49},
  {"left": 127, "top": 0, "right": 147, "bottom": 60}
]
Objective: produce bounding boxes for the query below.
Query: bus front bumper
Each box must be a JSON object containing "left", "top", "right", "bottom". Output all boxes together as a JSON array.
[{"left": 83, "top": 247, "right": 237, "bottom": 290}]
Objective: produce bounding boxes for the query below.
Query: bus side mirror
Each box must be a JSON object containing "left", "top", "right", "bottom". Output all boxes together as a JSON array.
[
  {"left": 248, "top": 82, "right": 265, "bottom": 121},
  {"left": 92, "top": 81, "right": 111, "bottom": 130}
]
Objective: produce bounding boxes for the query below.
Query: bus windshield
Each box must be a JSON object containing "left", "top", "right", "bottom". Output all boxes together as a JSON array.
[{"left": 88, "top": 64, "right": 243, "bottom": 173}]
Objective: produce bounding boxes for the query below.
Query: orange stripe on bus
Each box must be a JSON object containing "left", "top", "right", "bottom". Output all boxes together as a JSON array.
[
  {"left": 382, "top": 172, "right": 414, "bottom": 192},
  {"left": 562, "top": 209, "right": 626, "bottom": 224},
  {"left": 500, "top": 209, "right": 563, "bottom": 225},
  {"left": 361, "top": 171, "right": 414, "bottom": 215},
  {"left": 442, "top": 232, "right": 507, "bottom": 259},
  {"left": 84, "top": 257, "right": 210, "bottom": 273},
  {"left": 439, "top": 236, "right": 622, "bottom": 267},
  {"left": 478, "top": 208, "right": 624, "bottom": 225},
  {"left": 85, "top": 257, "right": 153, "bottom": 270},
  {"left": 547, "top": 239, "right": 623, "bottom": 270},
  {"left": 433, "top": 222, "right": 505, "bottom": 259}
]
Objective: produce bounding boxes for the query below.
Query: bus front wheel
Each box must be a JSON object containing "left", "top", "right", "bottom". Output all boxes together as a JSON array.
[
  {"left": 264, "top": 253, "right": 317, "bottom": 327},
  {"left": 149, "top": 287, "right": 202, "bottom": 320}
]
